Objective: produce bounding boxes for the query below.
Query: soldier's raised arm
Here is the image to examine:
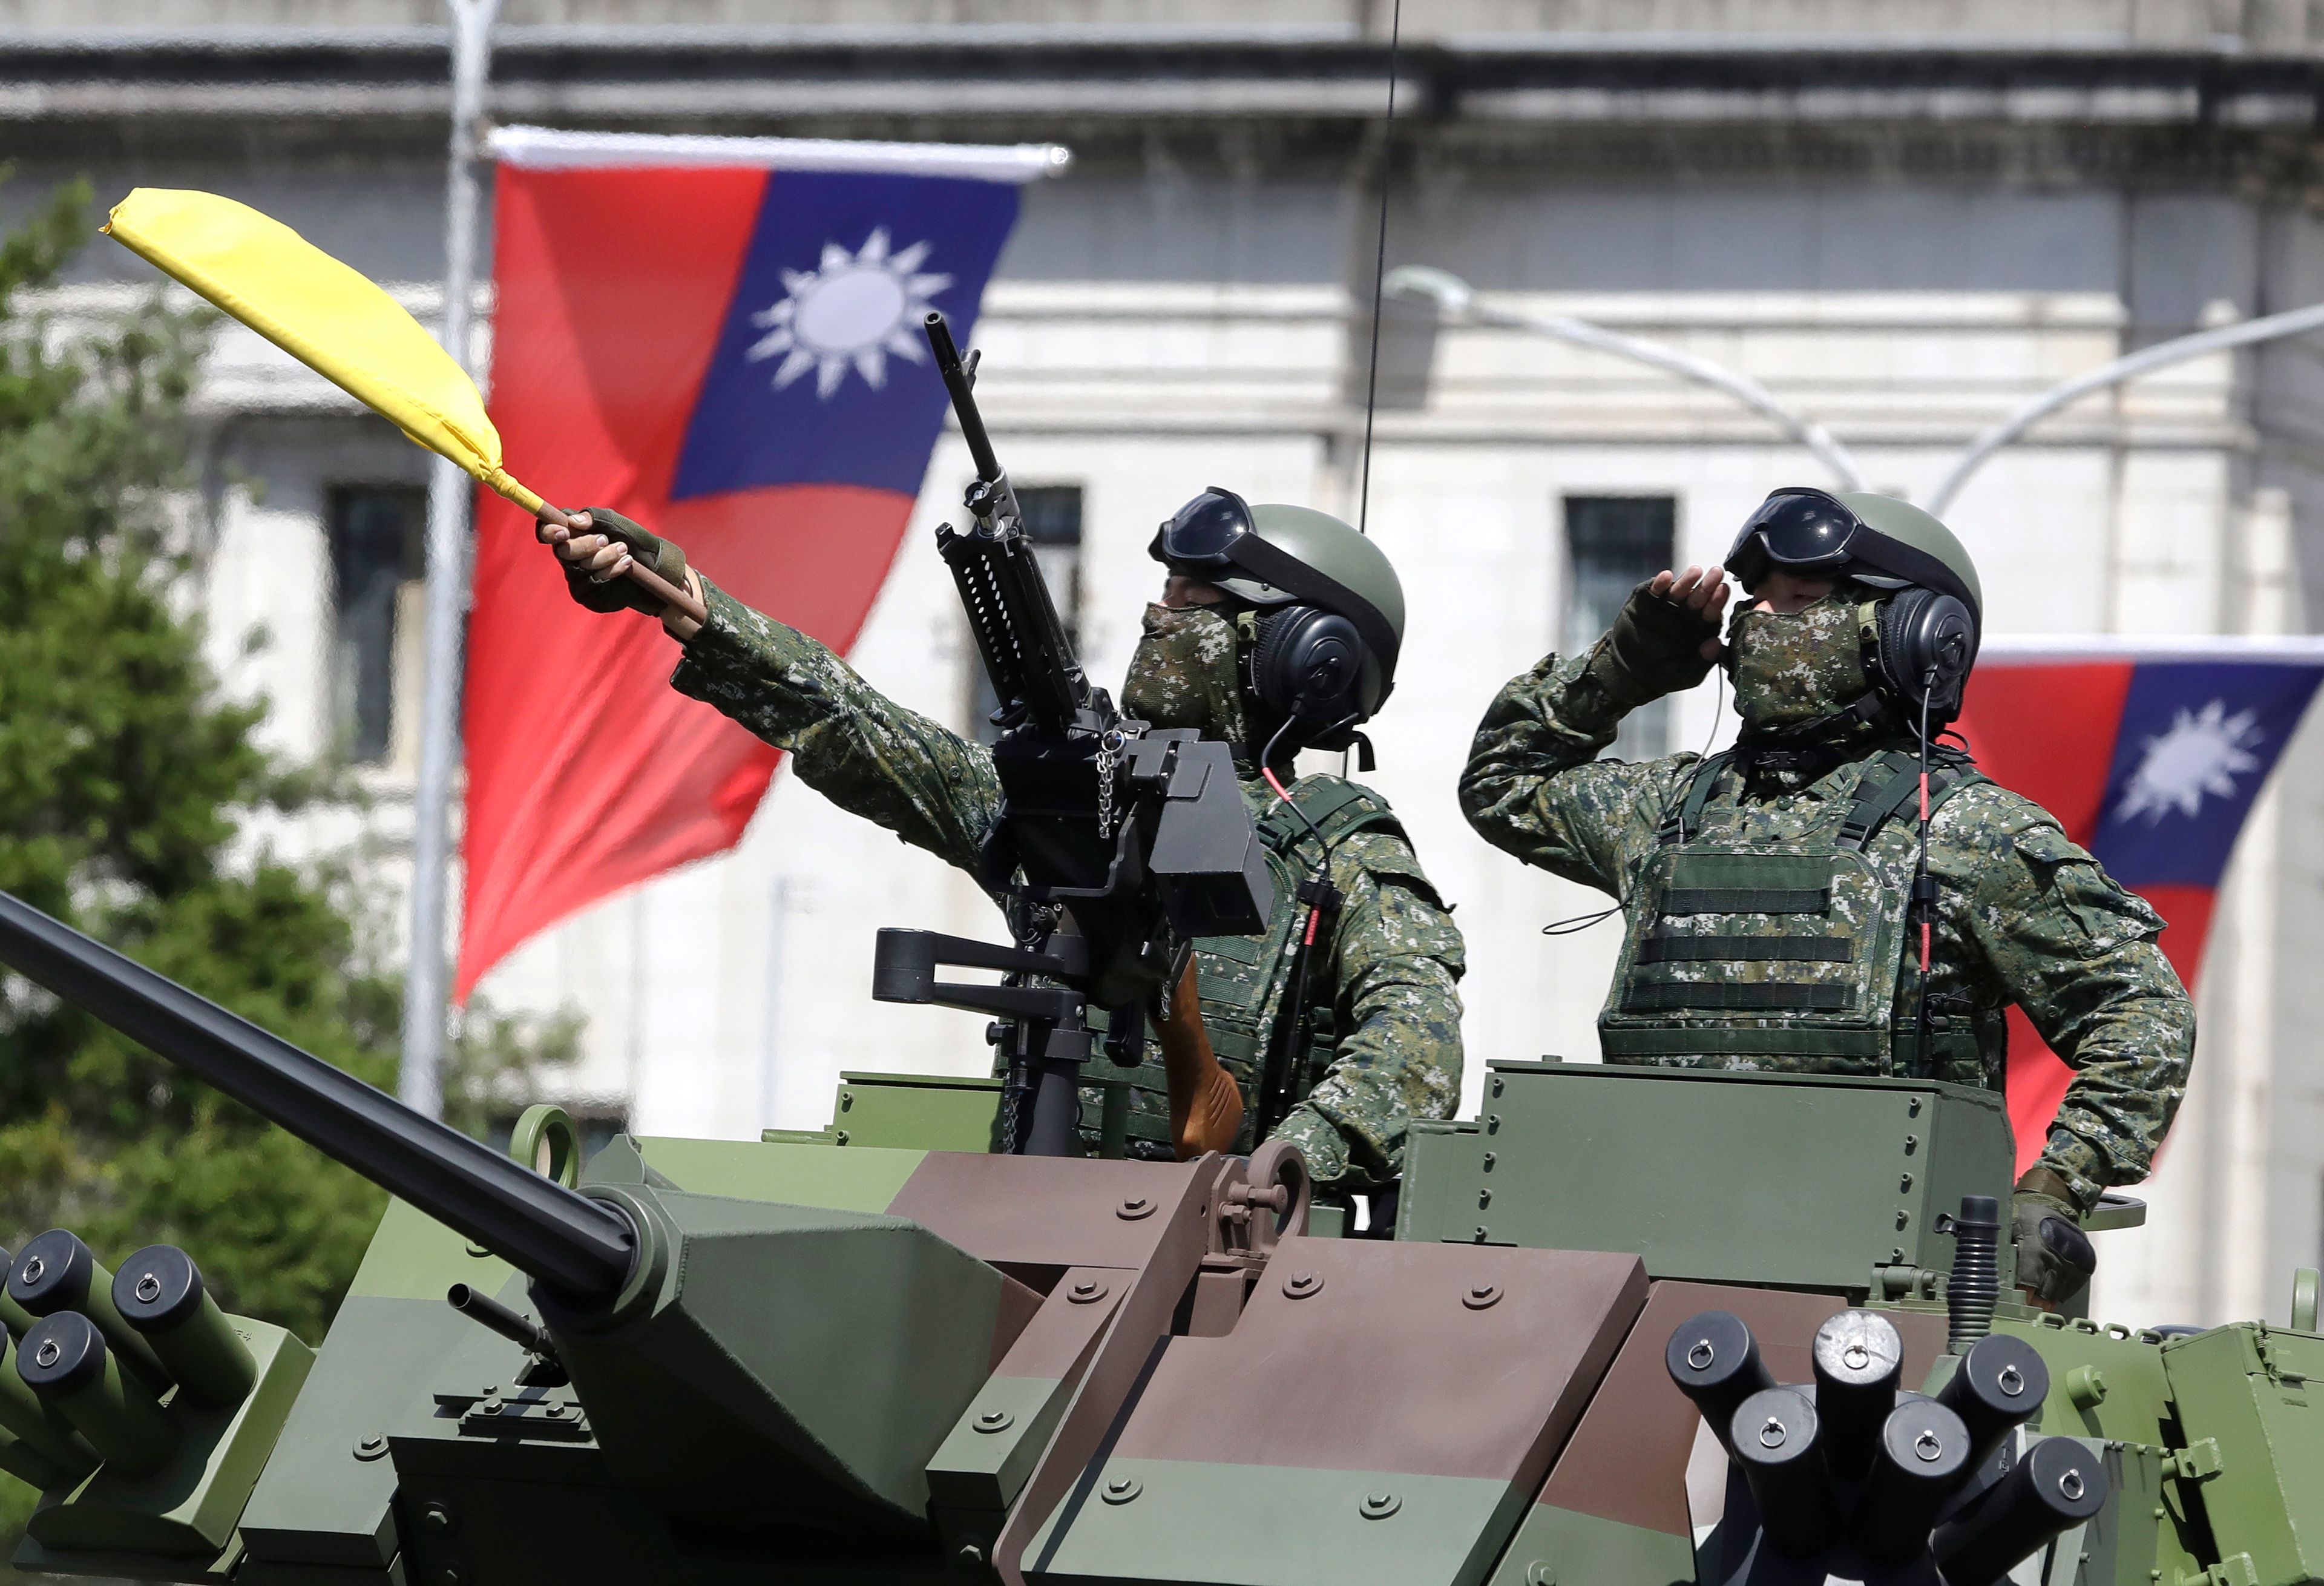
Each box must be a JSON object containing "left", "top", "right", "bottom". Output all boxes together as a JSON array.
[
  {"left": 1459, "top": 565, "right": 1729, "bottom": 893},
  {"left": 539, "top": 507, "right": 1000, "bottom": 877}
]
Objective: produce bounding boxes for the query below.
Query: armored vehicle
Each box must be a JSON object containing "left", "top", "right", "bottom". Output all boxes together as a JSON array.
[{"left": 0, "top": 888, "right": 2316, "bottom": 1586}]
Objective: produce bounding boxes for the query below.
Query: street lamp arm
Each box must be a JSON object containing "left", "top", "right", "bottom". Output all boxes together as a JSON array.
[
  {"left": 1928, "top": 300, "right": 2324, "bottom": 517},
  {"left": 1383, "top": 266, "right": 1870, "bottom": 492}
]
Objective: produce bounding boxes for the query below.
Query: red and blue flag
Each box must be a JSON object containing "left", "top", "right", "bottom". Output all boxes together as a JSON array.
[
  {"left": 458, "top": 128, "right": 1052, "bottom": 1001},
  {"left": 1956, "top": 637, "right": 2324, "bottom": 1168}
]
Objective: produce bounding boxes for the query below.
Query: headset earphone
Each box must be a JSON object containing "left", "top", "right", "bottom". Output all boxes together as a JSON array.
[
  {"left": 1246, "top": 604, "right": 1379, "bottom": 749},
  {"left": 1860, "top": 585, "right": 1978, "bottom": 727}
]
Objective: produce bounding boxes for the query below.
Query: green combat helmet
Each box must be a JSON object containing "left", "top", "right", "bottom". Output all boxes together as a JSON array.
[
  {"left": 1152, "top": 490, "right": 1406, "bottom": 746},
  {"left": 1830, "top": 490, "right": 1984, "bottom": 623},
  {"left": 1728, "top": 486, "right": 1983, "bottom": 726}
]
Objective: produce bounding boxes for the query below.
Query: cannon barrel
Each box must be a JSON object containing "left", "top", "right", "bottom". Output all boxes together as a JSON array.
[{"left": 0, "top": 891, "right": 635, "bottom": 1305}]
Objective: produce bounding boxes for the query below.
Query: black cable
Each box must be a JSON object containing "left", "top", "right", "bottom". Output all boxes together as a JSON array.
[
  {"left": 1355, "top": 0, "right": 1403, "bottom": 538},
  {"left": 1541, "top": 906, "right": 1621, "bottom": 936}
]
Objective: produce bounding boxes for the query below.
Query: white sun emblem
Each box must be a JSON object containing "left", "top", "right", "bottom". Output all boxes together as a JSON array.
[
  {"left": 2116, "top": 699, "right": 2265, "bottom": 824},
  {"left": 744, "top": 228, "right": 951, "bottom": 400}
]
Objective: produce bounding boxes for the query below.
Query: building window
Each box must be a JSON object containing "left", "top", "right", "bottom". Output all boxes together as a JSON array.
[
  {"left": 328, "top": 486, "right": 427, "bottom": 768},
  {"left": 1564, "top": 496, "right": 1678, "bottom": 762},
  {"left": 968, "top": 485, "right": 1085, "bottom": 744}
]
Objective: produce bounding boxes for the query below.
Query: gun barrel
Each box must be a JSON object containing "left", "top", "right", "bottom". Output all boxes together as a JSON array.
[
  {"left": 924, "top": 312, "right": 1002, "bottom": 482},
  {"left": 0, "top": 892, "right": 635, "bottom": 1306}
]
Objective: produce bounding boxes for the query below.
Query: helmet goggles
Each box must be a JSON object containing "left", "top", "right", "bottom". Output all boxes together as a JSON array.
[
  {"left": 1725, "top": 488, "right": 1871, "bottom": 588},
  {"left": 1725, "top": 487, "right": 1978, "bottom": 617},
  {"left": 1151, "top": 486, "right": 1258, "bottom": 576}
]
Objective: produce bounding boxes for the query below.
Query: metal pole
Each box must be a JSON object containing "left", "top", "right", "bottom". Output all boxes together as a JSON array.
[
  {"left": 1926, "top": 300, "right": 2324, "bottom": 517},
  {"left": 1383, "top": 265, "right": 1871, "bottom": 492},
  {"left": 400, "top": 0, "right": 501, "bottom": 1119}
]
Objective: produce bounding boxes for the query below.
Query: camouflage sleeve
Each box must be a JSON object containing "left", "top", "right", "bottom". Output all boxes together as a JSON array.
[
  {"left": 1271, "top": 828, "right": 1466, "bottom": 1195},
  {"left": 1458, "top": 644, "right": 1698, "bottom": 896},
  {"left": 668, "top": 576, "right": 1000, "bottom": 878},
  {"left": 1952, "top": 798, "right": 2196, "bottom": 1213}
]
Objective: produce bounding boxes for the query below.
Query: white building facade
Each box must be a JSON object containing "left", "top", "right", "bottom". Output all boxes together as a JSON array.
[{"left": 11, "top": 0, "right": 2324, "bottom": 1328}]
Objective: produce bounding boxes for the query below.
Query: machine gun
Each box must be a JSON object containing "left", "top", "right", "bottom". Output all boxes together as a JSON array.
[{"left": 870, "top": 313, "right": 1272, "bottom": 1157}]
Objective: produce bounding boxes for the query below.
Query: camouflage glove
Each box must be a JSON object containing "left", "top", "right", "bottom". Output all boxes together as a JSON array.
[
  {"left": 563, "top": 508, "right": 689, "bottom": 617},
  {"left": 1592, "top": 579, "right": 1722, "bottom": 706},
  {"left": 2012, "top": 1166, "right": 2097, "bottom": 1306}
]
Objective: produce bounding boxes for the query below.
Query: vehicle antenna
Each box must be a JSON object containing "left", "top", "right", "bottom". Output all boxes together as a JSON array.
[{"left": 1356, "top": 0, "right": 1403, "bottom": 539}]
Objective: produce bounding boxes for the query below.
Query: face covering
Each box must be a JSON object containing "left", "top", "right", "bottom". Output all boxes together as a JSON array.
[
  {"left": 1121, "top": 602, "right": 1250, "bottom": 745},
  {"left": 1726, "top": 593, "right": 1871, "bottom": 734}
]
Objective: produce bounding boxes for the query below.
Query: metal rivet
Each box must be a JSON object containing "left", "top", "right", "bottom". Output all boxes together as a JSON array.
[
  {"left": 2058, "top": 1470, "right": 2086, "bottom": 1502},
  {"left": 1360, "top": 1491, "right": 1400, "bottom": 1519},
  {"left": 134, "top": 1272, "right": 162, "bottom": 1303},
  {"left": 1463, "top": 1283, "right": 1502, "bottom": 1310},
  {"left": 1758, "top": 1417, "right": 1787, "bottom": 1449},
  {"left": 1477, "top": 1189, "right": 1492, "bottom": 1208},
  {"left": 354, "top": 1435, "right": 389, "bottom": 1461},
  {"left": 1284, "top": 1271, "right": 1324, "bottom": 1298},
  {"left": 1915, "top": 1430, "right": 1945, "bottom": 1463},
  {"left": 1102, "top": 1475, "right": 1141, "bottom": 1504},
  {"left": 545, "top": 1402, "right": 569, "bottom": 1419},
  {"left": 1903, "top": 1134, "right": 1919, "bottom": 1154},
  {"left": 1486, "top": 1113, "right": 1502, "bottom": 1133},
  {"left": 1900, "top": 1173, "right": 1914, "bottom": 1192},
  {"left": 1482, "top": 1151, "right": 1497, "bottom": 1170},
  {"left": 839, "top": 1091, "right": 854, "bottom": 1110},
  {"left": 1892, "top": 1246, "right": 1906, "bottom": 1262},
  {"left": 1069, "top": 1278, "right": 1109, "bottom": 1305},
  {"left": 976, "top": 1408, "right": 1014, "bottom": 1433},
  {"left": 1908, "top": 1097, "right": 1923, "bottom": 1116},
  {"left": 1897, "top": 1211, "right": 1911, "bottom": 1230},
  {"left": 1474, "top": 1226, "right": 1490, "bottom": 1242},
  {"left": 1490, "top": 1076, "right": 1505, "bottom": 1097},
  {"left": 1116, "top": 1197, "right": 1155, "bottom": 1222},
  {"left": 1687, "top": 1340, "right": 1716, "bottom": 1370},
  {"left": 1528, "top": 1565, "right": 1555, "bottom": 1586},
  {"left": 481, "top": 1397, "right": 504, "bottom": 1415}
]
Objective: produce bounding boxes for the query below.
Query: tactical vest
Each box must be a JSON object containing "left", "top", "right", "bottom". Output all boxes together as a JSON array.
[
  {"left": 1598, "top": 746, "right": 1999, "bottom": 1079},
  {"left": 1081, "top": 778, "right": 1407, "bottom": 1159}
]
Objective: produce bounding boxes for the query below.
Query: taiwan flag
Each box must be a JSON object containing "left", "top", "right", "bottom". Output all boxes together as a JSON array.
[
  {"left": 1955, "top": 637, "right": 2324, "bottom": 1171},
  {"left": 456, "top": 127, "right": 1053, "bottom": 1001}
]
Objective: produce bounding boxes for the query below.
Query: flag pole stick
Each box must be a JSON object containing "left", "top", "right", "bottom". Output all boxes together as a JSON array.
[{"left": 401, "top": 0, "right": 501, "bottom": 1120}]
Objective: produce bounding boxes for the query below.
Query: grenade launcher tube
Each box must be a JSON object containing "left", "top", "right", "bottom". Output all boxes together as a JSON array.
[{"left": 0, "top": 892, "right": 637, "bottom": 1306}]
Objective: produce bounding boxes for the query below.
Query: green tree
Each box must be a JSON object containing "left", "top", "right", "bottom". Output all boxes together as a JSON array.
[{"left": 0, "top": 181, "right": 577, "bottom": 1559}]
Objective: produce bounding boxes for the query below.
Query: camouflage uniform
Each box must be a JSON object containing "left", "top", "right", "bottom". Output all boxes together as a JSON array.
[
  {"left": 1459, "top": 639, "right": 2195, "bottom": 1215},
  {"left": 671, "top": 578, "right": 1466, "bottom": 1194}
]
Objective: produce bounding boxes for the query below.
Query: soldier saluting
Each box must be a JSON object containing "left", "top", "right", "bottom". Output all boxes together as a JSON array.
[
  {"left": 1460, "top": 488, "right": 2194, "bottom": 1306},
  {"left": 539, "top": 489, "right": 1463, "bottom": 1213}
]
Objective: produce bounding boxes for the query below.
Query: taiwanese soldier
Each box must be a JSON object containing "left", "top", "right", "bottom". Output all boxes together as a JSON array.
[
  {"left": 540, "top": 489, "right": 1464, "bottom": 1208},
  {"left": 1459, "top": 487, "right": 2194, "bottom": 1305}
]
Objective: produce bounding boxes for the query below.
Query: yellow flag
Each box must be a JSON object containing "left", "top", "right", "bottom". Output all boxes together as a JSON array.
[{"left": 104, "top": 188, "right": 544, "bottom": 514}]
